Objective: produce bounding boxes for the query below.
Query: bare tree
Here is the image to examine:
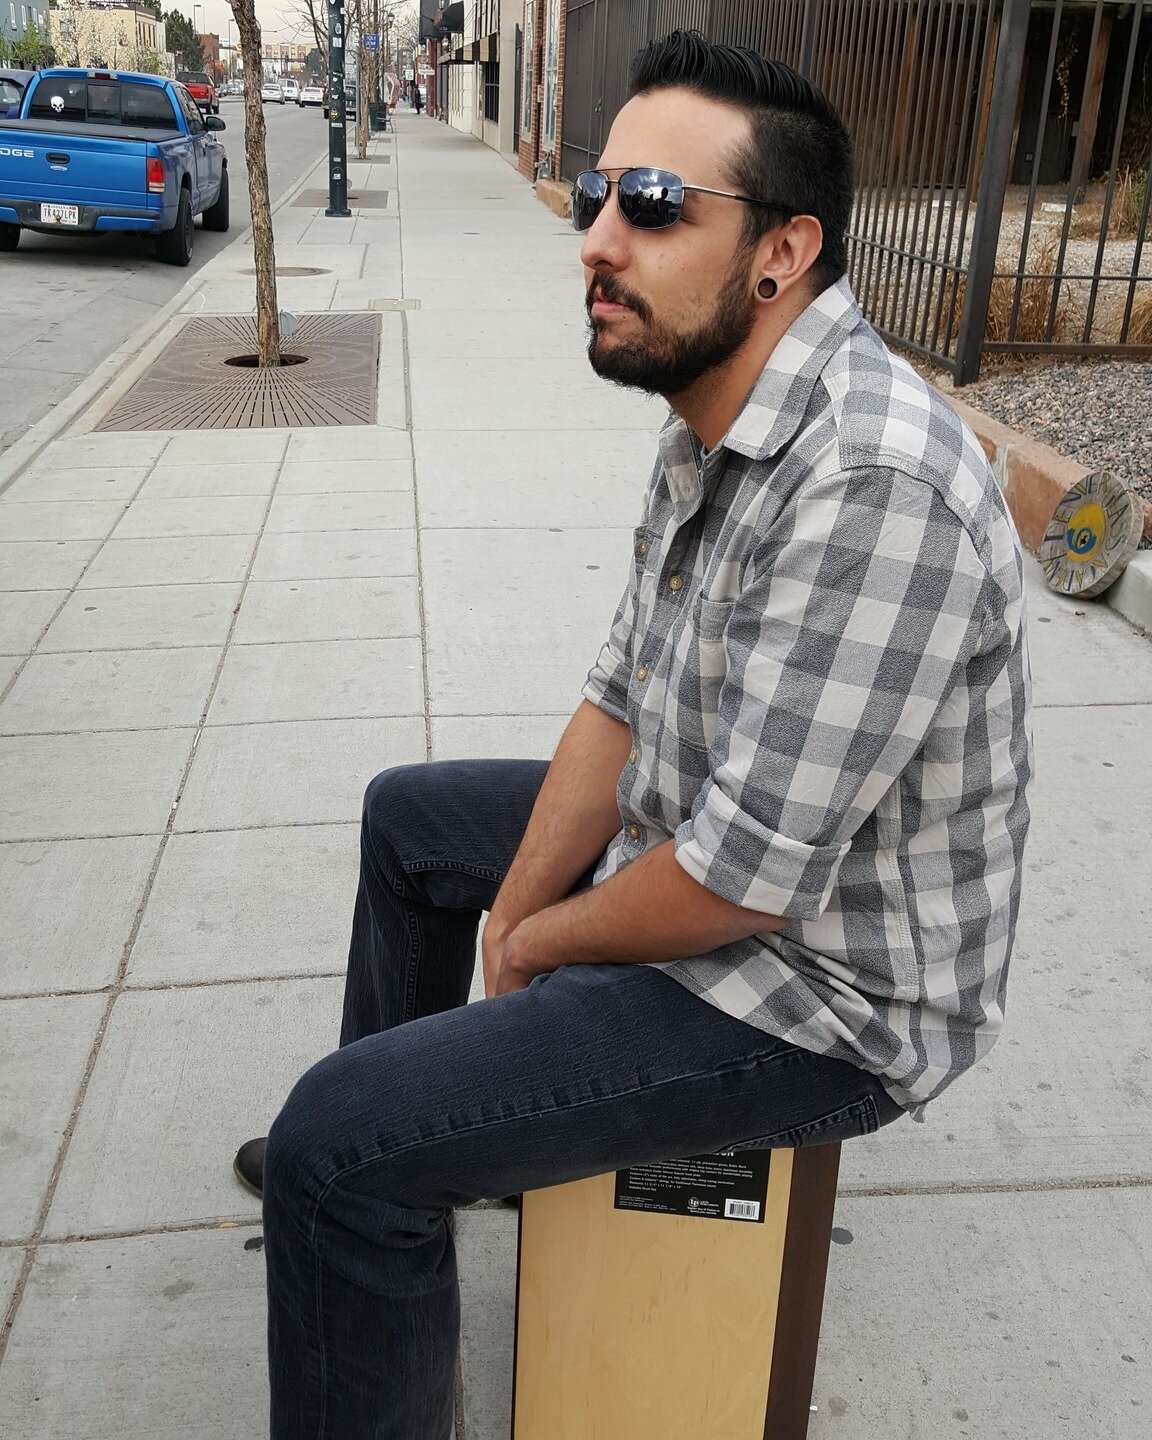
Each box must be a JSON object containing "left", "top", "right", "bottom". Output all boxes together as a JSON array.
[
  {"left": 292, "top": 0, "right": 329, "bottom": 71},
  {"left": 228, "top": 0, "right": 280, "bottom": 367}
]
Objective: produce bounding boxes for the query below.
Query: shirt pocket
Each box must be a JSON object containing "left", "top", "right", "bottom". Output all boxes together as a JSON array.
[{"left": 666, "top": 594, "right": 734, "bottom": 753}]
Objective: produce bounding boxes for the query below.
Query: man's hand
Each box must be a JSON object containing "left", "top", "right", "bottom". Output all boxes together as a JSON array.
[{"left": 481, "top": 917, "right": 539, "bottom": 999}]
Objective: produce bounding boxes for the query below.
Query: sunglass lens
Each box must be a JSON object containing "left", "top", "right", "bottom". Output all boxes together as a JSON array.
[
  {"left": 573, "top": 171, "right": 609, "bottom": 232},
  {"left": 617, "top": 169, "right": 683, "bottom": 229}
]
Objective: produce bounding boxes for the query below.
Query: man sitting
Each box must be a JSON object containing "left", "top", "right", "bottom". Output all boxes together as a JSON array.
[{"left": 235, "top": 30, "right": 1032, "bottom": 1440}]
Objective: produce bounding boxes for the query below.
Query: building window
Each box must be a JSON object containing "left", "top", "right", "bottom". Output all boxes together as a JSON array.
[
  {"left": 482, "top": 61, "right": 499, "bottom": 124},
  {"left": 520, "top": 3, "right": 534, "bottom": 140}
]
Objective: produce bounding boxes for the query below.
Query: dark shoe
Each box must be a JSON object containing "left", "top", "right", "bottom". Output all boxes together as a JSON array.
[{"left": 234, "top": 1137, "right": 267, "bottom": 1199}]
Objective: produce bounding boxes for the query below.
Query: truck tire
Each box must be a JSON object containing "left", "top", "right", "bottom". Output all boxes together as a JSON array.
[
  {"left": 155, "top": 188, "right": 194, "bottom": 266},
  {"left": 201, "top": 167, "right": 229, "bottom": 233},
  {"left": 0, "top": 221, "right": 18, "bottom": 252}
]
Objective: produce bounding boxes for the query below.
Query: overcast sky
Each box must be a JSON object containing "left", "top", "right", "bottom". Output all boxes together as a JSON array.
[{"left": 182, "top": 1, "right": 416, "bottom": 48}]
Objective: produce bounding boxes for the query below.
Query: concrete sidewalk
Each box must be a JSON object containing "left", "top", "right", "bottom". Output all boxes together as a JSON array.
[{"left": 1, "top": 113, "right": 1149, "bottom": 1439}]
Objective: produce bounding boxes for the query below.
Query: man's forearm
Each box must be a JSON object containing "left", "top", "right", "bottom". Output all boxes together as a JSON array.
[
  {"left": 488, "top": 699, "right": 633, "bottom": 934},
  {"left": 502, "top": 840, "right": 786, "bottom": 979}
]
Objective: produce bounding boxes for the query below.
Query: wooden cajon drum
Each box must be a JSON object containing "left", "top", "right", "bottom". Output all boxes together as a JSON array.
[{"left": 511, "top": 1142, "right": 841, "bottom": 1440}]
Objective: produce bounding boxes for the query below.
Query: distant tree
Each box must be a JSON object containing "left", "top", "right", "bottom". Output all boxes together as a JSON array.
[
  {"left": 138, "top": 0, "right": 163, "bottom": 17},
  {"left": 164, "top": 10, "right": 204, "bottom": 72},
  {"left": 11, "top": 23, "right": 53, "bottom": 69}
]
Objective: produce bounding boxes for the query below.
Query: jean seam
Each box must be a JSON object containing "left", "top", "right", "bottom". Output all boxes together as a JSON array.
[
  {"left": 314, "top": 1247, "right": 329, "bottom": 1440},
  {"left": 401, "top": 858, "right": 506, "bottom": 882},
  {"left": 361, "top": 823, "right": 431, "bottom": 1028},
  {"left": 306, "top": 1043, "right": 813, "bottom": 1214},
  {"left": 732, "top": 1092, "right": 879, "bottom": 1151}
]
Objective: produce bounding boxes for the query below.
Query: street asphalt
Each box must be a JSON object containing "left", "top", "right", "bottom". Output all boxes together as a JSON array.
[{"left": 0, "top": 111, "right": 1149, "bottom": 1440}]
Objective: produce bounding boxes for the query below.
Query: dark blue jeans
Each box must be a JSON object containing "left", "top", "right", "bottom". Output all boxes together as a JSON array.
[{"left": 263, "top": 760, "right": 905, "bottom": 1439}]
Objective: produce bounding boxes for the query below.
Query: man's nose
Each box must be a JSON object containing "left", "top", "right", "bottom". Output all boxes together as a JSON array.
[{"left": 579, "top": 189, "right": 630, "bottom": 275}]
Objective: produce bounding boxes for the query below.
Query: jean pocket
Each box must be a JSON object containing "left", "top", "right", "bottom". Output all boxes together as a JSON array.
[{"left": 726, "top": 1093, "right": 883, "bottom": 1152}]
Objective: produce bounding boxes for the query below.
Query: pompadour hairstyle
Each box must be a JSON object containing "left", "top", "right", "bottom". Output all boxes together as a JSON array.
[{"left": 629, "top": 30, "right": 854, "bottom": 290}]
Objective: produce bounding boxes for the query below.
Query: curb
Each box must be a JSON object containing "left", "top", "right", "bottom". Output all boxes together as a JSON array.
[
  {"left": 0, "top": 148, "right": 329, "bottom": 497},
  {"left": 534, "top": 177, "right": 572, "bottom": 220},
  {"left": 945, "top": 393, "right": 1152, "bottom": 635}
]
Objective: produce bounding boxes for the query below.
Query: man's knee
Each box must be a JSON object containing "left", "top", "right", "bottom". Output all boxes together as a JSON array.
[
  {"left": 265, "top": 1051, "right": 355, "bottom": 1207},
  {"left": 361, "top": 763, "right": 432, "bottom": 869},
  {"left": 363, "top": 763, "right": 426, "bottom": 837}
]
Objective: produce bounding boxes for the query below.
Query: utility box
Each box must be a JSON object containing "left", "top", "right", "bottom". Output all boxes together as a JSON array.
[{"left": 511, "top": 1143, "right": 841, "bottom": 1440}]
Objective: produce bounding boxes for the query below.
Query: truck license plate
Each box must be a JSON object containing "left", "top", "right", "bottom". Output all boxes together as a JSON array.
[{"left": 40, "top": 203, "right": 79, "bottom": 226}]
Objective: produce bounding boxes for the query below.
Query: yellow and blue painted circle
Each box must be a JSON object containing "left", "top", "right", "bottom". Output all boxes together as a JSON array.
[{"left": 1039, "top": 471, "right": 1142, "bottom": 600}]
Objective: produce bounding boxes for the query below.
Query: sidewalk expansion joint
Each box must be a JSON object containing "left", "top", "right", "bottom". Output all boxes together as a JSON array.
[{"left": 839, "top": 1173, "right": 1152, "bottom": 1198}]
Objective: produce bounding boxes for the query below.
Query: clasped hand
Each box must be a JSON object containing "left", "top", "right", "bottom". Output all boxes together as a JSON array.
[{"left": 481, "top": 914, "right": 543, "bottom": 999}]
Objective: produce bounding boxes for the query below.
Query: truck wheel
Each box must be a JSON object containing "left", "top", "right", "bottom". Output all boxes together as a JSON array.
[
  {"left": 0, "top": 222, "right": 19, "bottom": 252},
  {"left": 155, "top": 189, "right": 194, "bottom": 266},
  {"left": 201, "top": 167, "right": 229, "bottom": 233}
]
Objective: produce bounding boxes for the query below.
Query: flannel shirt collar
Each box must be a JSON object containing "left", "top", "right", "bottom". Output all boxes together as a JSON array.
[{"left": 656, "top": 276, "right": 864, "bottom": 521}]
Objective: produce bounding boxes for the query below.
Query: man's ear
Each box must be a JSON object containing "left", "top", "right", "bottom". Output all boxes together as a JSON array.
[{"left": 755, "top": 215, "right": 824, "bottom": 302}]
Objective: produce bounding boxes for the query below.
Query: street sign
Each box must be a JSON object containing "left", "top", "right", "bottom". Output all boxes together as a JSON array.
[{"left": 364, "top": 34, "right": 380, "bottom": 51}]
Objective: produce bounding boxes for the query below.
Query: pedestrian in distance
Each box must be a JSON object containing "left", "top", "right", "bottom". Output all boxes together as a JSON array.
[
  {"left": 234, "top": 29, "right": 1033, "bottom": 1440},
  {"left": 413, "top": 85, "right": 424, "bottom": 114}
]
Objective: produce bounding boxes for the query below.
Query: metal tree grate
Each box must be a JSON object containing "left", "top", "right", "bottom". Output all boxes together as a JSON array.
[
  {"left": 293, "top": 189, "right": 390, "bottom": 208},
  {"left": 96, "top": 313, "right": 382, "bottom": 431}
]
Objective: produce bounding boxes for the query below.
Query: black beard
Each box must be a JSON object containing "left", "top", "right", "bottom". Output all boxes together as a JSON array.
[{"left": 586, "top": 260, "right": 756, "bottom": 398}]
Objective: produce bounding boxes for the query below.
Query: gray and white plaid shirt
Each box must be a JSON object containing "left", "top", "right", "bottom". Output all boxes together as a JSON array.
[{"left": 582, "top": 278, "right": 1033, "bottom": 1113}]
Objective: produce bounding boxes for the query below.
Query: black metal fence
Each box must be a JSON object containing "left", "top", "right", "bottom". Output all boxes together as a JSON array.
[{"left": 559, "top": 0, "right": 1152, "bottom": 382}]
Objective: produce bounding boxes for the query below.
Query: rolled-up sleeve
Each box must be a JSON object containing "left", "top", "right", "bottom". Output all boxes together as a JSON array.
[
  {"left": 674, "top": 466, "right": 990, "bottom": 920},
  {"left": 581, "top": 567, "right": 636, "bottom": 723}
]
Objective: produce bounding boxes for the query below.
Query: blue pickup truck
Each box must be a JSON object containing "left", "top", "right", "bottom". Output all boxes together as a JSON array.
[{"left": 0, "top": 68, "right": 229, "bottom": 265}]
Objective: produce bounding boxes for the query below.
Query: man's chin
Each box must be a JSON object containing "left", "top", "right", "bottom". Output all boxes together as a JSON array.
[{"left": 587, "top": 334, "right": 656, "bottom": 391}]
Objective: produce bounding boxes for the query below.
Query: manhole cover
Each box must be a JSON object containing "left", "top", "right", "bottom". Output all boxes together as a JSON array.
[
  {"left": 239, "top": 266, "right": 330, "bottom": 277},
  {"left": 95, "top": 313, "right": 381, "bottom": 431}
]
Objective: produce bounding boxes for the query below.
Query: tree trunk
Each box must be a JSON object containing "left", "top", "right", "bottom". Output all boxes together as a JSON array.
[{"left": 229, "top": 0, "right": 280, "bottom": 368}]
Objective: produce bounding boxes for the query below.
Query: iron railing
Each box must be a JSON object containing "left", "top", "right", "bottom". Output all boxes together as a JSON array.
[{"left": 558, "top": 0, "right": 1152, "bottom": 382}]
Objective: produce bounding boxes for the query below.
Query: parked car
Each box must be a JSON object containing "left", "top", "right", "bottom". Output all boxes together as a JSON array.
[
  {"left": 175, "top": 70, "right": 219, "bottom": 116},
  {"left": 0, "top": 68, "right": 229, "bottom": 265},
  {"left": 0, "top": 68, "right": 35, "bottom": 118},
  {"left": 281, "top": 78, "right": 300, "bottom": 103},
  {"left": 322, "top": 82, "right": 358, "bottom": 119},
  {"left": 260, "top": 81, "right": 285, "bottom": 105},
  {"left": 299, "top": 83, "right": 324, "bottom": 108}
]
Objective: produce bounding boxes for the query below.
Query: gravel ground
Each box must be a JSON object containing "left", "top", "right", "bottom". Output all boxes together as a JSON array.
[{"left": 959, "top": 361, "right": 1152, "bottom": 508}]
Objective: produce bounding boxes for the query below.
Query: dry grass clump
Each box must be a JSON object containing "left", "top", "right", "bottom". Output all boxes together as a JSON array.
[
  {"left": 946, "top": 240, "right": 1070, "bottom": 349},
  {"left": 1069, "top": 168, "right": 1151, "bottom": 241},
  {"left": 1125, "top": 287, "right": 1152, "bottom": 345}
]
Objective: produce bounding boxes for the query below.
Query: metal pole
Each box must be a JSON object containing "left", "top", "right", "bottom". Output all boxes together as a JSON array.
[
  {"left": 798, "top": 0, "right": 821, "bottom": 79},
  {"left": 953, "top": 0, "right": 1031, "bottom": 386},
  {"left": 326, "top": 0, "right": 351, "bottom": 217}
]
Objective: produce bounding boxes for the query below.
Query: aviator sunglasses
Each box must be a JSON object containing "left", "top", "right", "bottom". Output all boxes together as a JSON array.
[{"left": 573, "top": 167, "right": 791, "bottom": 232}]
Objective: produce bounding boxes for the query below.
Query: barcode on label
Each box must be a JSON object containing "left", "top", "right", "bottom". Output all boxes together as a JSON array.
[{"left": 724, "top": 1199, "right": 761, "bottom": 1220}]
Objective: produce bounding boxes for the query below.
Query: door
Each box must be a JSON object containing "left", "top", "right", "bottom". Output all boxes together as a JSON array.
[{"left": 173, "top": 84, "right": 210, "bottom": 210}]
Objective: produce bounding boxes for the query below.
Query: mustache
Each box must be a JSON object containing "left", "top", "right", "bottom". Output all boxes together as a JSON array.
[{"left": 585, "top": 274, "right": 653, "bottom": 324}]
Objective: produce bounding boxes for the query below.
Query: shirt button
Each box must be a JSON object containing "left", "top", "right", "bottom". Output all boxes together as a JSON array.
[
  {"left": 669, "top": 574, "right": 684, "bottom": 591},
  {"left": 629, "top": 747, "right": 638, "bottom": 764},
  {"left": 626, "top": 823, "right": 641, "bottom": 841},
  {"left": 635, "top": 664, "right": 648, "bottom": 681}
]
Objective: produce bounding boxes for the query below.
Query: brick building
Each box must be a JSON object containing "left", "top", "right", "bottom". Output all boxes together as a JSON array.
[{"left": 517, "top": 0, "right": 565, "bottom": 182}]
